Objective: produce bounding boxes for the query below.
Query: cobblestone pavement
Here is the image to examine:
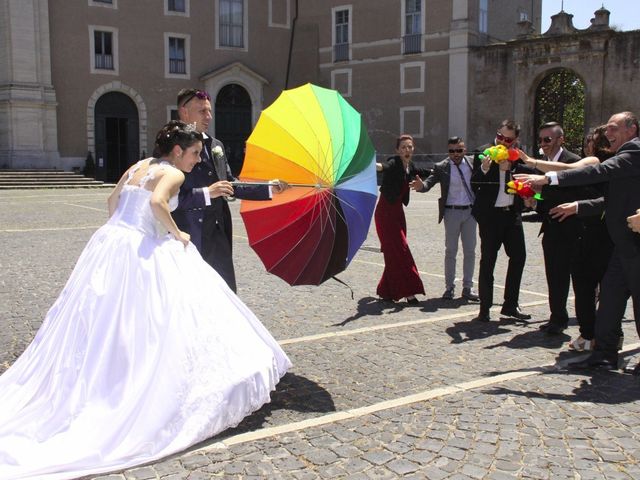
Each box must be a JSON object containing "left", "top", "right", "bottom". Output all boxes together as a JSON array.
[{"left": 1, "top": 189, "right": 639, "bottom": 479}]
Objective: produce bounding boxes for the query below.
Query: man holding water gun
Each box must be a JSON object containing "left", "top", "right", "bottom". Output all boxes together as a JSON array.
[{"left": 470, "top": 119, "right": 532, "bottom": 323}]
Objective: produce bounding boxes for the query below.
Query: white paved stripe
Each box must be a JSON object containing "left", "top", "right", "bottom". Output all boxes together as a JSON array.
[
  {"left": 62, "top": 202, "right": 108, "bottom": 212},
  {"left": 1, "top": 225, "right": 101, "bottom": 233},
  {"left": 195, "top": 342, "right": 640, "bottom": 452},
  {"left": 279, "top": 299, "right": 549, "bottom": 345}
]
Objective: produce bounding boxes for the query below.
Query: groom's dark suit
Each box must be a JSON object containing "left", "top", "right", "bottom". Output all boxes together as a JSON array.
[
  {"left": 554, "top": 137, "right": 640, "bottom": 357},
  {"left": 471, "top": 147, "right": 528, "bottom": 316},
  {"left": 172, "top": 134, "right": 270, "bottom": 293}
]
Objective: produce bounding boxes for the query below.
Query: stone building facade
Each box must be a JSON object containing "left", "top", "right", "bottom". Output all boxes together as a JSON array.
[
  {"left": 2, "top": 0, "right": 639, "bottom": 180},
  {"left": 468, "top": 9, "right": 640, "bottom": 152}
]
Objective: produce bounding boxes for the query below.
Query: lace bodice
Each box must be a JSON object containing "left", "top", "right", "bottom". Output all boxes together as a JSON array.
[{"left": 108, "top": 160, "right": 179, "bottom": 237}]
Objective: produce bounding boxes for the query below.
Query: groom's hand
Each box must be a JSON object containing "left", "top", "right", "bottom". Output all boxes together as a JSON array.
[{"left": 208, "top": 180, "right": 234, "bottom": 198}]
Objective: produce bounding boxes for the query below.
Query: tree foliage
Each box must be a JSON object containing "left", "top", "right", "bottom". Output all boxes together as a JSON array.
[{"left": 534, "top": 69, "right": 585, "bottom": 156}]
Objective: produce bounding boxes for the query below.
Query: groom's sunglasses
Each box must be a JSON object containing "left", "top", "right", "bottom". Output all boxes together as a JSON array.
[{"left": 180, "top": 90, "right": 211, "bottom": 107}]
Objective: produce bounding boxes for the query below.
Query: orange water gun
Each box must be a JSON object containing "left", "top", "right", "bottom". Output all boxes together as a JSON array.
[
  {"left": 479, "top": 144, "right": 519, "bottom": 163},
  {"left": 506, "top": 179, "right": 543, "bottom": 200}
]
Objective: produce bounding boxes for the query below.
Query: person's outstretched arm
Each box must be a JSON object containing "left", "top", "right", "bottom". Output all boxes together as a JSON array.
[{"left": 517, "top": 149, "right": 599, "bottom": 172}]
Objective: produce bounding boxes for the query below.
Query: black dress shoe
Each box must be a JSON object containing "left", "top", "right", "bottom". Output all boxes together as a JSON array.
[
  {"left": 473, "top": 312, "right": 491, "bottom": 322},
  {"left": 406, "top": 296, "right": 420, "bottom": 305},
  {"left": 568, "top": 354, "right": 618, "bottom": 371},
  {"left": 378, "top": 297, "right": 394, "bottom": 303},
  {"left": 544, "top": 324, "right": 567, "bottom": 335},
  {"left": 539, "top": 321, "right": 552, "bottom": 330},
  {"left": 500, "top": 307, "right": 532, "bottom": 320}
]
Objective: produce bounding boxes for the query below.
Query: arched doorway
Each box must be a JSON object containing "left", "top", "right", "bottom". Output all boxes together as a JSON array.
[
  {"left": 94, "top": 92, "right": 139, "bottom": 182},
  {"left": 215, "top": 84, "right": 252, "bottom": 175},
  {"left": 534, "top": 69, "right": 585, "bottom": 156}
]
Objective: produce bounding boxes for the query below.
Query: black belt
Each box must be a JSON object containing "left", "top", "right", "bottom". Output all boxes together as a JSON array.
[
  {"left": 494, "top": 206, "right": 513, "bottom": 211},
  {"left": 445, "top": 205, "right": 472, "bottom": 210}
]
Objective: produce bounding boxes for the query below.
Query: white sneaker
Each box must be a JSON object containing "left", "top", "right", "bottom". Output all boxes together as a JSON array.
[{"left": 568, "top": 336, "right": 593, "bottom": 352}]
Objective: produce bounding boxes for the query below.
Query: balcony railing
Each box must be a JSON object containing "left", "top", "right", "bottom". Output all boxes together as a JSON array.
[
  {"left": 403, "top": 34, "right": 422, "bottom": 54},
  {"left": 334, "top": 43, "right": 349, "bottom": 62},
  {"left": 170, "top": 58, "right": 186, "bottom": 74},
  {"left": 95, "top": 54, "right": 114, "bottom": 70}
]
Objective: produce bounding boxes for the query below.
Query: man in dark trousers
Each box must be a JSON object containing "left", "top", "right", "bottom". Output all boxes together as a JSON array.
[
  {"left": 518, "top": 111, "right": 640, "bottom": 372},
  {"left": 171, "top": 88, "right": 285, "bottom": 293},
  {"left": 470, "top": 119, "right": 532, "bottom": 322},
  {"left": 411, "top": 136, "right": 478, "bottom": 301},
  {"left": 530, "top": 122, "right": 582, "bottom": 335}
]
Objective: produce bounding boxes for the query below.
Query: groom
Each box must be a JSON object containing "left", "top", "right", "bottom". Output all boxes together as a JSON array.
[{"left": 171, "top": 88, "right": 284, "bottom": 293}]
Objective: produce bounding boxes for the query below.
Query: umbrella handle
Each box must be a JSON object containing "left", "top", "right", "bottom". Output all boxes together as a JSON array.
[{"left": 232, "top": 181, "right": 325, "bottom": 188}]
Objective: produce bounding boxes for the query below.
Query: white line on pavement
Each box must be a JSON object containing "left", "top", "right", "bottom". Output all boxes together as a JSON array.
[
  {"left": 279, "top": 299, "right": 550, "bottom": 345},
  {"left": 193, "top": 342, "right": 640, "bottom": 453},
  {"left": 62, "top": 202, "right": 108, "bottom": 212},
  {"left": 353, "top": 257, "right": 549, "bottom": 298},
  {"left": 1, "top": 226, "right": 101, "bottom": 233}
]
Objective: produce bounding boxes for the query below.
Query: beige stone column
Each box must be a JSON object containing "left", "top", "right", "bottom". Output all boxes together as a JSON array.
[
  {"left": 0, "top": 0, "right": 60, "bottom": 169},
  {"left": 448, "top": 0, "right": 469, "bottom": 140}
]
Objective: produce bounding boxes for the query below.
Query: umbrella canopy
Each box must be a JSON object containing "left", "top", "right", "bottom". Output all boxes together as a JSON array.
[{"left": 239, "top": 83, "right": 377, "bottom": 286}]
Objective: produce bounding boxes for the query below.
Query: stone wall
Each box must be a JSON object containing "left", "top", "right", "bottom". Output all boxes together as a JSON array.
[{"left": 468, "top": 11, "right": 640, "bottom": 152}]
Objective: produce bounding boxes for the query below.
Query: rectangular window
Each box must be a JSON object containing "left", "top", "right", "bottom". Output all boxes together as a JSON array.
[
  {"left": 334, "top": 8, "right": 349, "bottom": 62},
  {"left": 168, "top": 0, "right": 185, "bottom": 12},
  {"left": 219, "top": 0, "right": 244, "bottom": 47},
  {"left": 169, "top": 37, "right": 186, "bottom": 74},
  {"left": 89, "top": 0, "right": 117, "bottom": 9},
  {"left": 94, "top": 31, "right": 114, "bottom": 70},
  {"left": 403, "top": 0, "right": 422, "bottom": 54},
  {"left": 479, "top": 0, "right": 488, "bottom": 33}
]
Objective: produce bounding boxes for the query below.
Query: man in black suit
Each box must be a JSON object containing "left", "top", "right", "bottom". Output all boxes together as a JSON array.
[
  {"left": 411, "top": 136, "right": 478, "bottom": 301},
  {"left": 470, "top": 119, "right": 532, "bottom": 322},
  {"left": 519, "top": 111, "right": 640, "bottom": 372},
  {"left": 529, "top": 122, "right": 582, "bottom": 335},
  {"left": 171, "top": 88, "right": 285, "bottom": 293}
]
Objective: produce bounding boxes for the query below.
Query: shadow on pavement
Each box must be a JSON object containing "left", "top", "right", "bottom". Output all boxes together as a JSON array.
[
  {"left": 446, "top": 317, "right": 522, "bottom": 344},
  {"left": 213, "top": 372, "right": 336, "bottom": 438},
  {"left": 418, "top": 296, "right": 477, "bottom": 313},
  {"left": 332, "top": 296, "right": 404, "bottom": 326},
  {"left": 334, "top": 295, "right": 475, "bottom": 327},
  {"left": 483, "top": 327, "right": 570, "bottom": 350},
  {"left": 482, "top": 367, "right": 640, "bottom": 404}
]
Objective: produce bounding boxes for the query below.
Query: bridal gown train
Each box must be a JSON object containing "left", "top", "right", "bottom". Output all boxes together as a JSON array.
[{"left": 0, "top": 161, "right": 292, "bottom": 480}]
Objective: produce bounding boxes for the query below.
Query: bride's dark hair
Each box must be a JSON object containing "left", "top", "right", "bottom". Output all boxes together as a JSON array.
[{"left": 154, "top": 120, "right": 203, "bottom": 157}]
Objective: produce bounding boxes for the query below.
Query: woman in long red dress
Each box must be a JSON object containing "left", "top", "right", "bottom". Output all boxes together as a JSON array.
[{"left": 375, "top": 134, "right": 430, "bottom": 304}]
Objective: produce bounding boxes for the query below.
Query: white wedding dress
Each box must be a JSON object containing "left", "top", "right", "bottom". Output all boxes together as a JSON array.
[{"left": 0, "top": 161, "right": 291, "bottom": 480}]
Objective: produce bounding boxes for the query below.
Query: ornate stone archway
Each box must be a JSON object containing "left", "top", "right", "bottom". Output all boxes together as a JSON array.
[
  {"left": 201, "top": 61, "right": 267, "bottom": 135},
  {"left": 87, "top": 82, "right": 148, "bottom": 159}
]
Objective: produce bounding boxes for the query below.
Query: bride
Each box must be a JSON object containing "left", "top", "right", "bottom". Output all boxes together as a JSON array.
[{"left": 0, "top": 121, "right": 291, "bottom": 480}]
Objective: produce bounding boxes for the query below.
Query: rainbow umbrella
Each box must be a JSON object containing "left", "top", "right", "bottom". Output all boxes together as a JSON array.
[{"left": 237, "top": 83, "right": 377, "bottom": 286}]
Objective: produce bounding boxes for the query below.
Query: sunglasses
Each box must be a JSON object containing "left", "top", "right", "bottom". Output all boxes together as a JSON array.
[
  {"left": 181, "top": 90, "right": 211, "bottom": 106},
  {"left": 448, "top": 148, "right": 464, "bottom": 154},
  {"left": 538, "top": 136, "right": 555, "bottom": 144},
  {"left": 496, "top": 132, "right": 516, "bottom": 144}
]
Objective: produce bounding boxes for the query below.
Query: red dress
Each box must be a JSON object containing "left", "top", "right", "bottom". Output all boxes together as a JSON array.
[{"left": 375, "top": 179, "right": 425, "bottom": 300}]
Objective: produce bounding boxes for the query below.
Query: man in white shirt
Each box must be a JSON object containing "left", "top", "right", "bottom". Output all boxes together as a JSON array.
[{"left": 411, "top": 136, "right": 478, "bottom": 301}]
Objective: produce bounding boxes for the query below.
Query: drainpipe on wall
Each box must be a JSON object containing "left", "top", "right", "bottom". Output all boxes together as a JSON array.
[{"left": 285, "top": 0, "right": 299, "bottom": 88}]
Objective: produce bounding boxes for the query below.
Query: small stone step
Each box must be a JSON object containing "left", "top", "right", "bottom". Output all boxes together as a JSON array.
[
  {"left": 0, "top": 169, "right": 112, "bottom": 189},
  {"left": 0, "top": 184, "right": 115, "bottom": 190}
]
